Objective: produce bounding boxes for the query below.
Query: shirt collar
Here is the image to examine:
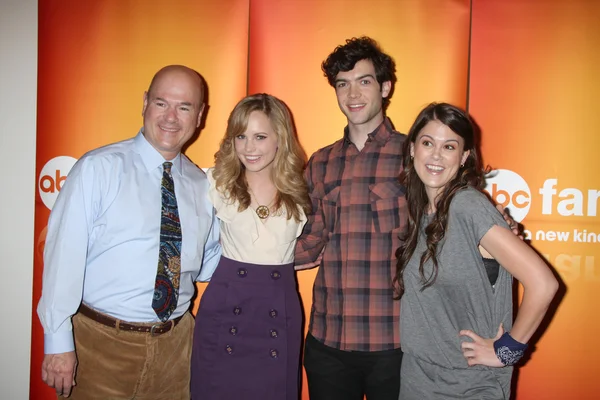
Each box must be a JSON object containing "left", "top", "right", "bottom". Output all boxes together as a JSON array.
[
  {"left": 336, "top": 117, "right": 394, "bottom": 152},
  {"left": 370, "top": 117, "right": 394, "bottom": 146},
  {"left": 134, "top": 128, "right": 184, "bottom": 176}
]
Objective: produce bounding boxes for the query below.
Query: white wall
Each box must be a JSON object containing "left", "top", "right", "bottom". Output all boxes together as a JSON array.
[{"left": 0, "top": 0, "right": 37, "bottom": 398}]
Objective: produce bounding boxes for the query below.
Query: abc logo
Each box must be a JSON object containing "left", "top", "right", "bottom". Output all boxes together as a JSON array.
[
  {"left": 483, "top": 169, "right": 531, "bottom": 222},
  {"left": 38, "top": 156, "right": 77, "bottom": 210}
]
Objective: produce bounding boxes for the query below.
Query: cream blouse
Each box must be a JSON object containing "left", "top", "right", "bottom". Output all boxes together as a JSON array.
[{"left": 207, "top": 168, "right": 307, "bottom": 265}]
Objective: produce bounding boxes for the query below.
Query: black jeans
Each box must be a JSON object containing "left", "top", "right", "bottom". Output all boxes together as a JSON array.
[{"left": 304, "top": 333, "right": 403, "bottom": 400}]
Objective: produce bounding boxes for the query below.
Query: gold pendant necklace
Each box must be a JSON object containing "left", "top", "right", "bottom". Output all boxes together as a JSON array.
[
  {"left": 249, "top": 187, "right": 275, "bottom": 219},
  {"left": 255, "top": 205, "right": 270, "bottom": 219}
]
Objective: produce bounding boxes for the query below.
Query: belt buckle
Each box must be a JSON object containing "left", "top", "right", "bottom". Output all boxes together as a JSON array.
[{"left": 150, "top": 323, "right": 162, "bottom": 337}]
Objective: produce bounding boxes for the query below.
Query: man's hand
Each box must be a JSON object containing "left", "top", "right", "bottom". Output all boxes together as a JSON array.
[
  {"left": 41, "top": 352, "right": 77, "bottom": 397},
  {"left": 496, "top": 204, "right": 522, "bottom": 239}
]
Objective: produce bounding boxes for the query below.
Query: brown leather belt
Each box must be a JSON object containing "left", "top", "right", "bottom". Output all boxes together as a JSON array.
[{"left": 78, "top": 303, "right": 184, "bottom": 336}]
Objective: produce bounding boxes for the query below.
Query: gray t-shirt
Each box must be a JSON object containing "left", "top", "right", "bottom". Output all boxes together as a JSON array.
[{"left": 400, "top": 187, "right": 514, "bottom": 393}]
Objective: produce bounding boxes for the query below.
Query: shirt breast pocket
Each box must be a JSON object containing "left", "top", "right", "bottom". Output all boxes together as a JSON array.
[
  {"left": 314, "top": 182, "right": 340, "bottom": 233},
  {"left": 369, "top": 180, "right": 406, "bottom": 233}
]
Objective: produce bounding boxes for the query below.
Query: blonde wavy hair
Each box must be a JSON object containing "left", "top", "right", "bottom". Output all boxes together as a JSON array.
[{"left": 213, "top": 93, "right": 310, "bottom": 222}]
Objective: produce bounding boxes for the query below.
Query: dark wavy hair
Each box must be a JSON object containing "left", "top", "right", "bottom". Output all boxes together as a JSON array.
[
  {"left": 321, "top": 36, "right": 396, "bottom": 107},
  {"left": 393, "top": 103, "right": 486, "bottom": 298}
]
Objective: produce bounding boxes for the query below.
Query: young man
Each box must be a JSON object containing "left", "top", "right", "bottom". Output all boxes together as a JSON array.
[
  {"left": 295, "top": 37, "right": 405, "bottom": 400},
  {"left": 295, "top": 37, "right": 520, "bottom": 400},
  {"left": 37, "top": 65, "right": 221, "bottom": 399}
]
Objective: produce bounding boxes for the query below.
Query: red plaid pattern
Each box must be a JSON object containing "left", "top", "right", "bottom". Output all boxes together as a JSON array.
[{"left": 296, "top": 119, "right": 407, "bottom": 351}]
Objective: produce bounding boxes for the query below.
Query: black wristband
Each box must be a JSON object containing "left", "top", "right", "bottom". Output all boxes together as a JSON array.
[{"left": 493, "top": 332, "right": 528, "bottom": 366}]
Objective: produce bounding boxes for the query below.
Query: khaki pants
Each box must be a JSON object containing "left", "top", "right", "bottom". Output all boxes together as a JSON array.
[{"left": 69, "top": 311, "right": 194, "bottom": 400}]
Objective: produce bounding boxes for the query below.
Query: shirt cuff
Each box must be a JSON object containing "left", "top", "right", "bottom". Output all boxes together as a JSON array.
[
  {"left": 197, "top": 243, "right": 222, "bottom": 282},
  {"left": 294, "top": 243, "right": 320, "bottom": 266},
  {"left": 44, "top": 331, "right": 75, "bottom": 354},
  {"left": 294, "top": 253, "right": 311, "bottom": 267}
]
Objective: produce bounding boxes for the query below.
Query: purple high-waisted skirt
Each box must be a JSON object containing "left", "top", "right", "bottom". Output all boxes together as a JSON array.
[{"left": 191, "top": 257, "right": 302, "bottom": 400}]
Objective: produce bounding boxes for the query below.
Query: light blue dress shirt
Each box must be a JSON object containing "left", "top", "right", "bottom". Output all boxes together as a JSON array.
[{"left": 37, "top": 131, "right": 221, "bottom": 354}]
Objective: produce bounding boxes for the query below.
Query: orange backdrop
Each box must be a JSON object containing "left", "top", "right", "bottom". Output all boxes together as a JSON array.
[
  {"left": 32, "top": 1, "right": 249, "bottom": 398},
  {"left": 470, "top": 1, "right": 600, "bottom": 398},
  {"left": 246, "top": 1, "right": 470, "bottom": 397},
  {"left": 31, "top": 0, "right": 599, "bottom": 399}
]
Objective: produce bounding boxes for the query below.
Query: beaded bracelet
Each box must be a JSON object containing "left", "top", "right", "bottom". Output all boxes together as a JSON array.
[{"left": 493, "top": 332, "right": 528, "bottom": 366}]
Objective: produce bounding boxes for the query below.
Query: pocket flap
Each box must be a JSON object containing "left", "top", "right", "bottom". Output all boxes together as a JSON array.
[{"left": 369, "top": 180, "right": 404, "bottom": 200}]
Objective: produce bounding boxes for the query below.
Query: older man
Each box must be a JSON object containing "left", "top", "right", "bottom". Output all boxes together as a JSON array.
[{"left": 38, "top": 65, "right": 221, "bottom": 399}]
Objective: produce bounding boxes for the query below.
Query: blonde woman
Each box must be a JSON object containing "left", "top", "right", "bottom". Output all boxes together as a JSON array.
[{"left": 191, "top": 93, "right": 310, "bottom": 400}]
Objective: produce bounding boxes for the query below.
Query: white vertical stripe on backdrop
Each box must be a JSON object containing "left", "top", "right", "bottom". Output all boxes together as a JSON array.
[{"left": 0, "top": 0, "right": 37, "bottom": 398}]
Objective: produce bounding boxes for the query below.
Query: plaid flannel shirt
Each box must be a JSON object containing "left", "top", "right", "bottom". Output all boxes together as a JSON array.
[{"left": 296, "top": 118, "right": 407, "bottom": 351}]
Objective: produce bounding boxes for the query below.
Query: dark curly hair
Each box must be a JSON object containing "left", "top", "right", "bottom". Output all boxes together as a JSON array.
[
  {"left": 322, "top": 36, "right": 396, "bottom": 107},
  {"left": 393, "top": 103, "right": 486, "bottom": 298}
]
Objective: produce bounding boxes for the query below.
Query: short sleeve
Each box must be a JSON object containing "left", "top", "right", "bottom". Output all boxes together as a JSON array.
[
  {"left": 206, "top": 168, "right": 238, "bottom": 223},
  {"left": 295, "top": 208, "right": 308, "bottom": 238},
  {"left": 450, "top": 187, "right": 509, "bottom": 243}
]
